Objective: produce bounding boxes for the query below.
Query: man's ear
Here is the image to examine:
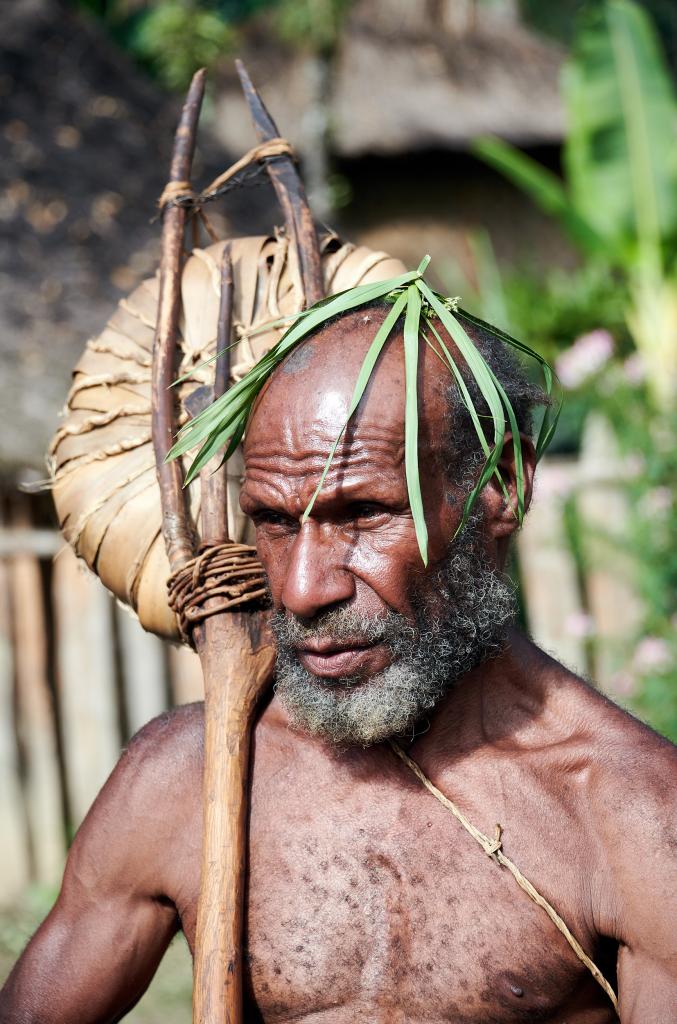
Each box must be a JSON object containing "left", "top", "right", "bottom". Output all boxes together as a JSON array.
[{"left": 483, "top": 432, "right": 536, "bottom": 540}]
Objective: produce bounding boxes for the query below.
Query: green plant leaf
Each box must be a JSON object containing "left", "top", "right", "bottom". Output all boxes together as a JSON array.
[
  {"left": 182, "top": 421, "right": 235, "bottom": 485},
  {"left": 423, "top": 317, "right": 492, "bottom": 461},
  {"left": 486, "top": 368, "right": 525, "bottom": 523},
  {"left": 170, "top": 268, "right": 424, "bottom": 469},
  {"left": 272, "top": 269, "right": 421, "bottom": 353},
  {"left": 416, "top": 282, "right": 507, "bottom": 448},
  {"left": 402, "top": 284, "right": 428, "bottom": 564},
  {"left": 454, "top": 308, "right": 562, "bottom": 461},
  {"left": 167, "top": 378, "right": 258, "bottom": 459},
  {"left": 563, "top": 0, "right": 677, "bottom": 268},
  {"left": 473, "top": 136, "right": 606, "bottom": 257},
  {"left": 170, "top": 338, "right": 241, "bottom": 388},
  {"left": 417, "top": 280, "right": 512, "bottom": 534}
]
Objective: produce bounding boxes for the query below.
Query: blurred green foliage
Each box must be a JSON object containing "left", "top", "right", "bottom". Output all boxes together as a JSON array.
[
  {"left": 131, "top": 2, "right": 237, "bottom": 88},
  {"left": 273, "top": 0, "right": 352, "bottom": 53},
  {"left": 73, "top": 0, "right": 352, "bottom": 87},
  {"left": 73, "top": 0, "right": 677, "bottom": 91},
  {"left": 520, "top": 0, "right": 677, "bottom": 76},
  {"left": 0, "top": 886, "right": 58, "bottom": 960},
  {"left": 470, "top": 0, "right": 677, "bottom": 740}
]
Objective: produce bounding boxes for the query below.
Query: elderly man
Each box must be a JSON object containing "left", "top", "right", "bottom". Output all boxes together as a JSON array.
[{"left": 1, "top": 304, "right": 675, "bottom": 1024}]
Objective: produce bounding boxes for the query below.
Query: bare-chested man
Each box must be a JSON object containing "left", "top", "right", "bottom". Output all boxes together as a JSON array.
[{"left": 1, "top": 306, "right": 676, "bottom": 1023}]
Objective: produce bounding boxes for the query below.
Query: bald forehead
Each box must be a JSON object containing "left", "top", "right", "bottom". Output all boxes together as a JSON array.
[
  {"left": 244, "top": 307, "right": 449, "bottom": 458},
  {"left": 276, "top": 308, "right": 394, "bottom": 382}
]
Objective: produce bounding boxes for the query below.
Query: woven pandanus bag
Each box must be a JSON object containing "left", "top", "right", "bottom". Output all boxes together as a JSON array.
[{"left": 49, "top": 233, "right": 405, "bottom": 642}]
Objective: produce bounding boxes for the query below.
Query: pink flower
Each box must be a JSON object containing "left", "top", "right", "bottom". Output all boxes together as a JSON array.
[
  {"left": 564, "top": 611, "right": 595, "bottom": 639},
  {"left": 555, "top": 330, "right": 614, "bottom": 389},
  {"left": 624, "top": 452, "right": 646, "bottom": 479},
  {"left": 609, "top": 671, "right": 637, "bottom": 698},
  {"left": 632, "top": 636, "right": 672, "bottom": 674},
  {"left": 638, "top": 487, "right": 673, "bottom": 520},
  {"left": 622, "top": 352, "right": 646, "bottom": 386}
]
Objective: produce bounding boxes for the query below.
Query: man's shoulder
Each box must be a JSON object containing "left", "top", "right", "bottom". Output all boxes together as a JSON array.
[
  {"left": 538, "top": 645, "right": 673, "bottom": 754},
  {"left": 543, "top": 660, "right": 677, "bottom": 947},
  {"left": 123, "top": 701, "right": 205, "bottom": 771},
  {"left": 555, "top": 659, "right": 673, "bottom": 763},
  {"left": 81, "top": 702, "right": 205, "bottom": 837},
  {"left": 61, "top": 703, "right": 205, "bottom": 905},
  {"left": 538, "top": 650, "right": 676, "bottom": 830}
]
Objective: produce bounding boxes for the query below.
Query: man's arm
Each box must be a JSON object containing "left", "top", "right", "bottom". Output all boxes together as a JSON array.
[
  {"left": 595, "top": 726, "right": 677, "bottom": 1021},
  {"left": 0, "top": 706, "right": 203, "bottom": 1024}
]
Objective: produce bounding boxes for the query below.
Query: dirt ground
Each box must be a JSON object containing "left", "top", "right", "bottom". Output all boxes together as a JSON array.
[{"left": 0, "top": 889, "right": 193, "bottom": 1022}]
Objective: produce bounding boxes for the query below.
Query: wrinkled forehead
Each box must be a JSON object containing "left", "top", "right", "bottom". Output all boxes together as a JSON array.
[{"left": 243, "top": 309, "right": 449, "bottom": 468}]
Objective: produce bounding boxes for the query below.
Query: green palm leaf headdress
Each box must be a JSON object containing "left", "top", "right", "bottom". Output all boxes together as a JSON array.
[{"left": 167, "top": 256, "right": 560, "bottom": 566}]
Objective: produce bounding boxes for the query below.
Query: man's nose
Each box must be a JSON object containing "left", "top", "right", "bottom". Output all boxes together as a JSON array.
[{"left": 281, "top": 520, "right": 354, "bottom": 619}]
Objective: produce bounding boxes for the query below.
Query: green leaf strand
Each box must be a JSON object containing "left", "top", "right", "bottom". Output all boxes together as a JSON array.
[
  {"left": 402, "top": 284, "right": 428, "bottom": 564},
  {"left": 301, "top": 291, "right": 409, "bottom": 522}
]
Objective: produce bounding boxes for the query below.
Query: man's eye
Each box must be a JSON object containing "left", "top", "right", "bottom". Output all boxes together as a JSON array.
[
  {"left": 351, "top": 503, "right": 388, "bottom": 522},
  {"left": 253, "top": 510, "right": 295, "bottom": 530}
]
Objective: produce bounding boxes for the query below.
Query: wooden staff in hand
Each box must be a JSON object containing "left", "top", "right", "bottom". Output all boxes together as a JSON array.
[{"left": 151, "top": 67, "right": 323, "bottom": 1024}]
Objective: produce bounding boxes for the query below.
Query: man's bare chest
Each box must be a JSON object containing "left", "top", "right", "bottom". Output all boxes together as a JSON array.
[
  {"left": 243, "top": 752, "right": 612, "bottom": 1023},
  {"left": 177, "top": 741, "right": 613, "bottom": 1023}
]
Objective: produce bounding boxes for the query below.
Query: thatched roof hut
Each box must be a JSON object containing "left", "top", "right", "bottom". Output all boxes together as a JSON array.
[
  {"left": 334, "top": 0, "right": 565, "bottom": 154},
  {"left": 212, "top": 0, "right": 564, "bottom": 158}
]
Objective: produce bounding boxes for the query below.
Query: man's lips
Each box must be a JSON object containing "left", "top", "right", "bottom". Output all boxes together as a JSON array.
[{"left": 296, "top": 639, "right": 385, "bottom": 679}]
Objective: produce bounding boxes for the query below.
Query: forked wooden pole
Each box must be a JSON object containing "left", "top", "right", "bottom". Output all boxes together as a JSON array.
[
  {"left": 152, "top": 76, "right": 274, "bottom": 1024},
  {"left": 189, "top": 69, "right": 326, "bottom": 1017}
]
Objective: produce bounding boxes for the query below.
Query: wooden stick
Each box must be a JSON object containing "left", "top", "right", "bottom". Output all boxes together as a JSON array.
[
  {"left": 0, "top": 555, "right": 30, "bottom": 903},
  {"left": 192, "top": 613, "right": 273, "bottom": 1024},
  {"left": 192, "top": 245, "right": 274, "bottom": 1023},
  {"left": 152, "top": 67, "right": 206, "bottom": 574},
  {"left": 198, "top": 244, "right": 232, "bottom": 545},
  {"left": 153, "top": 76, "right": 274, "bottom": 1024},
  {"left": 235, "top": 60, "right": 325, "bottom": 306}
]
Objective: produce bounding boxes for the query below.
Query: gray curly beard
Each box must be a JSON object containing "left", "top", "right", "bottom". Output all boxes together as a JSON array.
[{"left": 270, "top": 522, "right": 515, "bottom": 747}]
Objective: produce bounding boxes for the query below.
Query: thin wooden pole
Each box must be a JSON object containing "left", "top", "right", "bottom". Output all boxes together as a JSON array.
[
  {"left": 9, "top": 502, "right": 65, "bottom": 884},
  {"left": 188, "top": 66, "right": 325, "bottom": 1014},
  {"left": 192, "top": 246, "right": 274, "bottom": 1024},
  {"left": 152, "top": 68, "right": 206, "bottom": 575},
  {"left": 192, "top": 613, "right": 273, "bottom": 1024},
  {"left": 0, "top": 557, "right": 30, "bottom": 903},
  {"left": 235, "top": 60, "right": 325, "bottom": 307},
  {"left": 53, "top": 547, "right": 119, "bottom": 826},
  {"left": 198, "top": 246, "right": 232, "bottom": 544}
]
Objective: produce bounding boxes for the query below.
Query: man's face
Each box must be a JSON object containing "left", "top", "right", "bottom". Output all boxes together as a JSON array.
[{"left": 240, "top": 310, "right": 516, "bottom": 745}]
